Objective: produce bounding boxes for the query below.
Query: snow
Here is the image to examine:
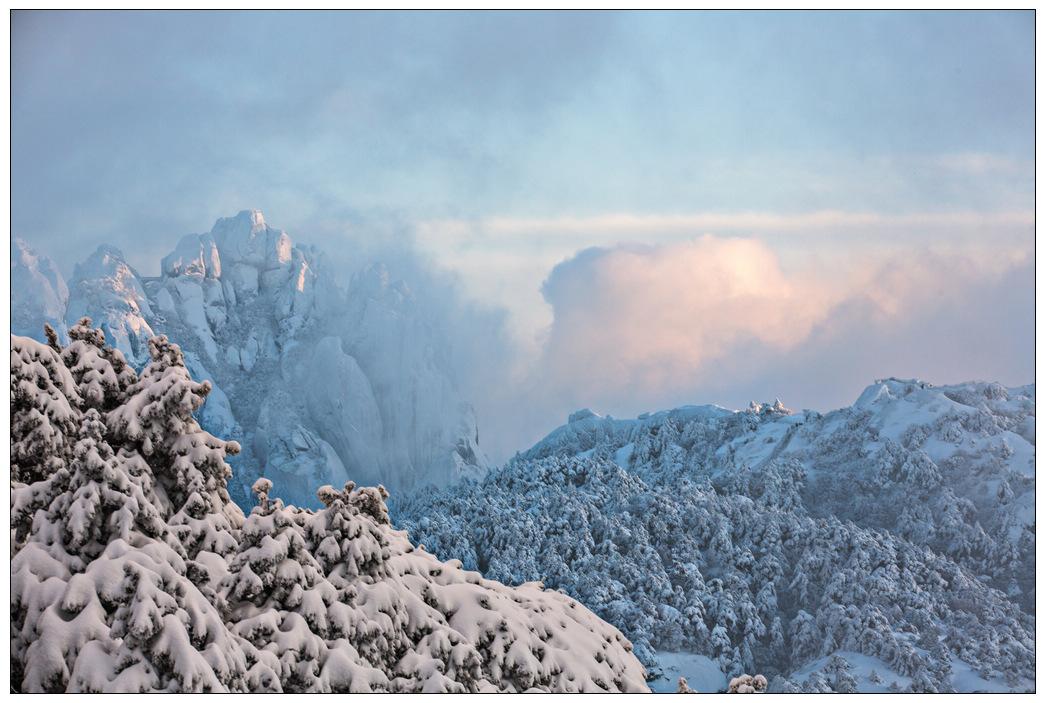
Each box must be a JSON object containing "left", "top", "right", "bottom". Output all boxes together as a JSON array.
[
  {"left": 162, "top": 232, "right": 221, "bottom": 279},
  {"left": 65, "top": 246, "right": 156, "bottom": 366},
  {"left": 11, "top": 328, "right": 647, "bottom": 693},
  {"left": 613, "top": 442, "right": 634, "bottom": 467},
  {"left": 789, "top": 649, "right": 1032, "bottom": 693},
  {"left": 182, "top": 351, "right": 238, "bottom": 437},
  {"left": 569, "top": 408, "right": 599, "bottom": 423},
  {"left": 399, "top": 378, "right": 1035, "bottom": 692},
  {"left": 949, "top": 658, "right": 1033, "bottom": 693},
  {"left": 790, "top": 651, "right": 911, "bottom": 692}
]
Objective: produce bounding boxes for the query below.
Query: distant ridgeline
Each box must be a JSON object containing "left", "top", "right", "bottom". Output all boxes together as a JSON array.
[
  {"left": 11, "top": 212, "right": 488, "bottom": 509},
  {"left": 397, "top": 379, "right": 1035, "bottom": 692},
  {"left": 10, "top": 325, "right": 648, "bottom": 692}
]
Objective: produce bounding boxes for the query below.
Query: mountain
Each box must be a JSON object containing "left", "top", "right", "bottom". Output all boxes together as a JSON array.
[
  {"left": 10, "top": 328, "right": 647, "bottom": 693},
  {"left": 66, "top": 245, "right": 157, "bottom": 365},
  {"left": 11, "top": 211, "right": 487, "bottom": 508},
  {"left": 11, "top": 238, "right": 69, "bottom": 340},
  {"left": 395, "top": 379, "right": 1035, "bottom": 692}
]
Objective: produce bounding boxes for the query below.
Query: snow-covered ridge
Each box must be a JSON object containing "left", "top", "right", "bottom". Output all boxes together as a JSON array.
[
  {"left": 11, "top": 213, "right": 488, "bottom": 508},
  {"left": 10, "top": 328, "right": 648, "bottom": 693},
  {"left": 398, "top": 377, "right": 1035, "bottom": 692}
]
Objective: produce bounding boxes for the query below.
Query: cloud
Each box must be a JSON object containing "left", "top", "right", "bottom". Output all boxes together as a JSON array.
[
  {"left": 517, "top": 234, "right": 1032, "bottom": 433},
  {"left": 11, "top": 11, "right": 626, "bottom": 276},
  {"left": 536, "top": 237, "right": 836, "bottom": 398},
  {"left": 9, "top": 12, "right": 1033, "bottom": 464},
  {"left": 716, "top": 255, "right": 1035, "bottom": 415},
  {"left": 412, "top": 209, "right": 1033, "bottom": 360}
]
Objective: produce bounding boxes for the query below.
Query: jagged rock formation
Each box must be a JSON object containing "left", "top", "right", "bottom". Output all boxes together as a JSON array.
[
  {"left": 66, "top": 245, "right": 156, "bottom": 366},
  {"left": 11, "top": 212, "right": 488, "bottom": 507}
]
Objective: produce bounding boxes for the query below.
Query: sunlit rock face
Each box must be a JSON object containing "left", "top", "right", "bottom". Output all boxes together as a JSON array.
[{"left": 66, "top": 245, "right": 156, "bottom": 366}]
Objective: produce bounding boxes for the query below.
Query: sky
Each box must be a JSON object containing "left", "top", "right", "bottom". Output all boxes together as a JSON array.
[{"left": 12, "top": 10, "right": 1034, "bottom": 458}]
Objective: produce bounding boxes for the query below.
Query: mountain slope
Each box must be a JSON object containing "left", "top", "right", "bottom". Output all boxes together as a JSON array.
[{"left": 396, "top": 379, "right": 1035, "bottom": 692}]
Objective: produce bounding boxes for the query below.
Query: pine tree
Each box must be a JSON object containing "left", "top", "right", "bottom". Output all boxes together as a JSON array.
[
  {"left": 11, "top": 330, "right": 649, "bottom": 693},
  {"left": 10, "top": 333, "right": 81, "bottom": 485},
  {"left": 11, "top": 409, "right": 248, "bottom": 692},
  {"left": 222, "top": 478, "right": 390, "bottom": 692},
  {"left": 107, "top": 335, "right": 243, "bottom": 559},
  {"left": 824, "top": 654, "right": 858, "bottom": 693},
  {"left": 61, "top": 317, "right": 137, "bottom": 412}
]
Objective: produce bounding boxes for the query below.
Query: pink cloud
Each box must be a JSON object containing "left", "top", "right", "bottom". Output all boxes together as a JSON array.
[{"left": 536, "top": 235, "right": 1031, "bottom": 407}]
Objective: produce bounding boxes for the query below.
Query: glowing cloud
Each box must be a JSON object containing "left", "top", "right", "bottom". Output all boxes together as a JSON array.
[{"left": 534, "top": 235, "right": 1031, "bottom": 407}]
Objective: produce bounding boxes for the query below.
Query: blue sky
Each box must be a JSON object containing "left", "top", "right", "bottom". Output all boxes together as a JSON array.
[{"left": 12, "top": 10, "right": 1034, "bottom": 455}]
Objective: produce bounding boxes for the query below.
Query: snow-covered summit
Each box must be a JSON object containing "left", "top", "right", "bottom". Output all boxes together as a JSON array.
[
  {"left": 523, "top": 402, "right": 740, "bottom": 462},
  {"left": 14, "top": 211, "right": 488, "bottom": 508},
  {"left": 65, "top": 245, "right": 155, "bottom": 366},
  {"left": 210, "top": 210, "right": 283, "bottom": 263}
]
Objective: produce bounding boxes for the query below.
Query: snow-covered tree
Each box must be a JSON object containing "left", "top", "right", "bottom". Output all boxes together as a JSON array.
[
  {"left": 61, "top": 317, "right": 137, "bottom": 412},
  {"left": 11, "top": 408, "right": 248, "bottom": 692},
  {"left": 399, "top": 385, "right": 1036, "bottom": 690},
  {"left": 823, "top": 654, "right": 858, "bottom": 693},
  {"left": 108, "top": 335, "right": 242, "bottom": 559},
  {"left": 11, "top": 330, "right": 648, "bottom": 693},
  {"left": 10, "top": 334, "right": 81, "bottom": 485},
  {"left": 222, "top": 478, "right": 389, "bottom": 692}
]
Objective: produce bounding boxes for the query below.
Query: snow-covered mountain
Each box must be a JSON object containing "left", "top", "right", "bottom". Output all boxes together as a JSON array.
[
  {"left": 11, "top": 212, "right": 487, "bottom": 507},
  {"left": 10, "top": 328, "right": 647, "bottom": 692},
  {"left": 66, "top": 245, "right": 157, "bottom": 365},
  {"left": 396, "top": 379, "right": 1035, "bottom": 692},
  {"left": 11, "top": 238, "right": 68, "bottom": 340}
]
